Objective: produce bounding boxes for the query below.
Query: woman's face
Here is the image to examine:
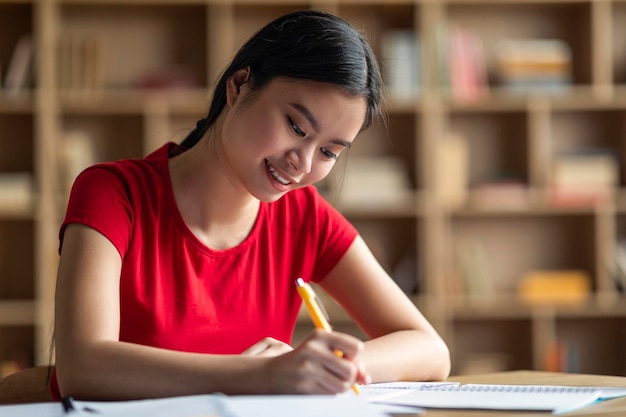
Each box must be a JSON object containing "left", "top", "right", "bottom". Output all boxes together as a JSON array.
[{"left": 219, "top": 73, "right": 367, "bottom": 202}]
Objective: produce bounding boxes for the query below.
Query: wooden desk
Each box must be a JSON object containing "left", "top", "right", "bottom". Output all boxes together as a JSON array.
[
  {"left": 404, "top": 370, "right": 626, "bottom": 417},
  {"left": 2, "top": 369, "right": 625, "bottom": 416}
]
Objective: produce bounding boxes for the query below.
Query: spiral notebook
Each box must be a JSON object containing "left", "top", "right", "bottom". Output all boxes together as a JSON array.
[{"left": 376, "top": 383, "right": 626, "bottom": 414}]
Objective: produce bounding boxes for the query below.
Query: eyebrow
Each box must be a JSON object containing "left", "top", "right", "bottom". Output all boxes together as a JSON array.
[{"left": 289, "top": 102, "right": 352, "bottom": 149}]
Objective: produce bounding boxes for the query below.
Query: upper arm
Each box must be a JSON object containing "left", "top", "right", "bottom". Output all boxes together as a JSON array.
[
  {"left": 318, "top": 235, "right": 438, "bottom": 339},
  {"left": 55, "top": 223, "right": 123, "bottom": 363}
]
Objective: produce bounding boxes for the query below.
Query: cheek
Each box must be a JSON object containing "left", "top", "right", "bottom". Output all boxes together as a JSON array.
[
  {"left": 237, "top": 113, "right": 286, "bottom": 152},
  {"left": 307, "top": 162, "right": 335, "bottom": 184}
]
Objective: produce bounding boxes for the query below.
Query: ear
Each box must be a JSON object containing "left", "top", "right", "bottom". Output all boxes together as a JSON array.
[{"left": 226, "top": 67, "right": 251, "bottom": 107}]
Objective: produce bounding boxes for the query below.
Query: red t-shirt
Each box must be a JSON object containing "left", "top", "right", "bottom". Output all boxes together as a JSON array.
[{"left": 51, "top": 142, "right": 357, "bottom": 399}]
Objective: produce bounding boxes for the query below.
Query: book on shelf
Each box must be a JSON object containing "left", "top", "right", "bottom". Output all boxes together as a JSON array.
[
  {"left": 494, "top": 38, "right": 572, "bottom": 94},
  {"left": 59, "top": 130, "right": 97, "bottom": 194},
  {"left": 454, "top": 238, "right": 495, "bottom": 299},
  {"left": 548, "top": 149, "right": 619, "bottom": 208},
  {"left": 380, "top": 29, "right": 420, "bottom": 101},
  {"left": 436, "top": 131, "right": 468, "bottom": 210},
  {"left": 391, "top": 247, "right": 419, "bottom": 295},
  {"left": 517, "top": 270, "right": 591, "bottom": 306},
  {"left": 457, "top": 352, "right": 510, "bottom": 375},
  {"left": 329, "top": 156, "right": 413, "bottom": 208},
  {"left": 611, "top": 240, "right": 626, "bottom": 293},
  {"left": 447, "top": 24, "right": 488, "bottom": 102},
  {"left": 135, "top": 65, "right": 199, "bottom": 90},
  {"left": 469, "top": 179, "right": 528, "bottom": 210},
  {"left": 544, "top": 339, "right": 579, "bottom": 373},
  {"left": 435, "top": 23, "right": 489, "bottom": 102},
  {"left": 0, "top": 172, "right": 34, "bottom": 213},
  {"left": 59, "top": 31, "right": 107, "bottom": 93},
  {"left": 3, "top": 34, "right": 34, "bottom": 94},
  {"left": 434, "top": 22, "right": 450, "bottom": 96}
]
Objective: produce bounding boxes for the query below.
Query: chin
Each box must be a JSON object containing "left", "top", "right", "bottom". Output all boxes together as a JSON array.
[{"left": 252, "top": 189, "right": 289, "bottom": 203}]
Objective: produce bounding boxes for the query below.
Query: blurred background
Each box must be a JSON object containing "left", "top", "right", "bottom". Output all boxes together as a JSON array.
[{"left": 0, "top": 0, "right": 625, "bottom": 378}]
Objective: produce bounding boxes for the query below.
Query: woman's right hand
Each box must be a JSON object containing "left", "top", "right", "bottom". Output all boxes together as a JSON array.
[{"left": 262, "top": 329, "right": 369, "bottom": 394}]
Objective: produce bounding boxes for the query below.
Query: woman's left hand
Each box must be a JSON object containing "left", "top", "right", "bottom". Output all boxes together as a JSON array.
[{"left": 241, "top": 337, "right": 294, "bottom": 357}]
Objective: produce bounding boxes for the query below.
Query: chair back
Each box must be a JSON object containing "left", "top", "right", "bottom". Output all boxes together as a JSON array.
[{"left": 0, "top": 366, "right": 53, "bottom": 404}]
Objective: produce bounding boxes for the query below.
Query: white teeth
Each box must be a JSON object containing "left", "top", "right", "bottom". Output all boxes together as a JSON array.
[{"left": 266, "top": 161, "right": 290, "bottom": 185}]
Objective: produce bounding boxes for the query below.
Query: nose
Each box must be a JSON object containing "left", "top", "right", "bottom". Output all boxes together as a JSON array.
[{"left": 287, "top": 145, "right": 314, "bottom": 175}]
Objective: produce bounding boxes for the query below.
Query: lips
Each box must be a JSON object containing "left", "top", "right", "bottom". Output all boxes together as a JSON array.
[{"left": 265, "top": 159, "right": 291, "bottom": 185}]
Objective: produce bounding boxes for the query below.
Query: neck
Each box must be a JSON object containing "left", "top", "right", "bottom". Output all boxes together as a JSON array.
[{"left": 169, "top": 131, "right": 260, "bottom": 250}]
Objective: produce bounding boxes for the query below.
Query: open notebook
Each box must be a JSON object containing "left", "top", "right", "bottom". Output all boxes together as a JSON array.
[{"left": 373, "top": 383, "right": 626, "bottom": 414}]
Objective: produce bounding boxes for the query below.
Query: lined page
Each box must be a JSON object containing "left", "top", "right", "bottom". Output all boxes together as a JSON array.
[{"left": 376, "top": 384, "right": 606, "bottom": 414}]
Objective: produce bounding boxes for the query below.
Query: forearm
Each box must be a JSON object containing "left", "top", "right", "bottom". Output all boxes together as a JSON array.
[
  {"left": 362, "top": 330, "right": 451, "bottom": 383},
  {"left": 56, "top": 341, "right": 269, "bottom": 400}
]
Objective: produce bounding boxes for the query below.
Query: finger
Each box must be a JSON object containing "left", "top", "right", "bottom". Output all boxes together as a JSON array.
[
  {"left": 304, "top": 337, "right": 360, "bottom": 384},
  {"left": 263, "top": 340, "right": 294, "bottom": 356},
  {"left": 241, "top": 340, "right": 270, "bottom": 355},
  {"left": 355, "top": 360, "right": 371, "bottom": 385},
  {"left": 310, "top": 329, "right": 364, "bottom": 361},
  {"left": 245, "top": 338, "right": 294, "bottom": 357},
  {"left": 242, "top": 337, "right": 282, "bottom": 356},
  {"left": 300, "top": 356, "right": 356, "bottom": 395}
]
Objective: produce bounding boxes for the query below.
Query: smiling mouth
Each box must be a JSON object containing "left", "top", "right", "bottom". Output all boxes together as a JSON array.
[{"left": 265, "top": 160, "right": 291, "bottom": 185}]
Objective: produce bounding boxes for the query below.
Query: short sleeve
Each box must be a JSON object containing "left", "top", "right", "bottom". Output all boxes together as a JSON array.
[
  {"left": 60, "top": 166, "right": 134, "bottom": 258},
  {"left": 308, "top": 189, "right": 358, "bottom": 282}
]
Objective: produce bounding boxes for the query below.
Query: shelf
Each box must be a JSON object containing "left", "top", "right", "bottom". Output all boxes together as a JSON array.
[
  {"left": 58, "top": 3, "right": 208, "bottom": 88},
  {"left": 59, "top": 88, "right": 212, "bottom": 114},
  {"left": 451, "top": 198, "right": 612, "bottom": 217},
  {"left": 448, "top": 294, "right": 626, "bottom": 320},
  {"left": 334, "top": 192, "right": 422, "bottom": 218},
  {"left": 1, "top": 0, "right": 625, "bottom": 376},
  {"left": 0, "top": 201, "right": 36, "bottom": 219},
  {"left": 443, "top": 1, "right": 593, "bottom": 88},
  {"left": 446, "top": 86, "right": 626, "bottom": 111},
  {"left": 0, "top": 93, "right": 35, "bottom": 113},
  {"left": 0, "top": 300, "right": 34, "bottom": 326}
]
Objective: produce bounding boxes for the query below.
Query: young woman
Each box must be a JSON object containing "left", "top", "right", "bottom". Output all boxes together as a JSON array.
[{"left": 53, "top": 10, "right": 450, "bottom": 401}]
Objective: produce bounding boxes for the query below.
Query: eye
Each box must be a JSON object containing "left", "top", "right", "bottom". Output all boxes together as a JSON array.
[
  {"left": 320, "top": 147, "right": 338, "bottom": 161},
  {"left": 288, "top": 116, "right": 306, "bottom": 137}
]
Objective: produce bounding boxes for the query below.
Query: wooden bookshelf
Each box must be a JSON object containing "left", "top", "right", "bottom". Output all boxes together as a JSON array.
[{"left": 0, "top": 0, "right": 625, "bottom": 378}]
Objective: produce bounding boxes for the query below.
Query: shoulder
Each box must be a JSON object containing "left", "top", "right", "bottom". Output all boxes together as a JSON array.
[{"left": 72, "top": 143, "right": 173, "bottom": 193}]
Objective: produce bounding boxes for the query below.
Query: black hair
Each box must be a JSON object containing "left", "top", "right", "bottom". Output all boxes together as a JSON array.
[{"left": 181, "top": 10, "right": 382, "bottom": 149}]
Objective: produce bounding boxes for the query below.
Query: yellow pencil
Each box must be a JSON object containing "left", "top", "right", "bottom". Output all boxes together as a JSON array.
[{"left": 295, "top": 278, "right": 361, "bottom": 395}]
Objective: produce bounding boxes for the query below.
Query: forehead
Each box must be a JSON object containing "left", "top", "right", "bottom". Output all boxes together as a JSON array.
[{"left": 258, "top": 77, "right": 368, "bottom": 130}]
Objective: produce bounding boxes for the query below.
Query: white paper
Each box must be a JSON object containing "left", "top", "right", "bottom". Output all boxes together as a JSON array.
[
  {"left": 342, "top": 381, "right": 460, "bottom": 402},
  {"left": 0, "top": 402, "right": 65, "bottom": 417},
  {"left": 227, "top": 395, "right": 387, "bottom": 417},
  {"left": 377, "top": 384, "right": 607, "bottom": 414},
  {"left": 75, "top": 394, "right": 234, "bottom": 417},
  {"left": 1, "top": 393, "right": 391, "bottom": 417}
]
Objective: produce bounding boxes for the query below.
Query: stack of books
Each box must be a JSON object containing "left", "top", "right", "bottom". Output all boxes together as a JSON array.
[
  {"left": 517, "top": 270, "right": 591, "bottom": 306},
  {"left": 494, "top": 39, "right": 572, "bottom": 94},
  {"left": 0, "top": 172, "right": 34, "bottom": 214},
  {"left": 330, "top": 156, "right": 413, "bottom": 209},
  {"left": 549, "top": 149, "right": 619, "bottom": 207}
]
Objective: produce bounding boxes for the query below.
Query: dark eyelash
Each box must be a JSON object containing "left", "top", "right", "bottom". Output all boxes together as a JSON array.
[
  {"left": 321, "top": 147, "right": 338, "bottom": 160},
  {"left": 288, "top": 117, "right": 305, "bottom": 137}
]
